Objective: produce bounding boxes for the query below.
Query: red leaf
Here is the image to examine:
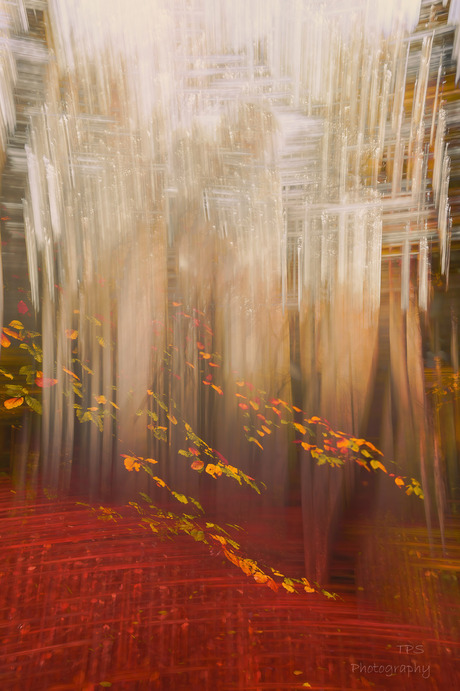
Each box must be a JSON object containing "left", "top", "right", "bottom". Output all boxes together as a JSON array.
[
  {"left": 35, "top": 372, "right": 58, "bottom": 388},
  {"left": 17, "top": 300, "right": 28, "bottom": 314}
]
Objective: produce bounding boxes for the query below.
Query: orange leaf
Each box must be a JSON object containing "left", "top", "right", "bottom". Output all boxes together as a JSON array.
[
  {"left": 191, "top": 459, "right": 204, "bottom": 470},
  {"left": 4, "top": 396, "right": 24, "bottom": 409},
  {"left": 62, "top": 367, "right": 79, "bottom": 380},
  {"left": 65, "top": 329, "right": 78, "bottom": 339},
  {"left": 2, "top": 327, "right": 21, "bottom": 340},
  {"left": 394, "top": 476, "right": 405, "bottom": 487},
  {"left": 235, "top": 381, "right": 245, "bottom": 387},
  {"left": 238, "top": 402, "right": 249, "bottom": 410},
  {"left": 95, "top": 395, "right": 106, "bottom": 404},
  {"left": 211, "top": 385, "right": 223, "bottom": 395},
  {"left": 172, "top": 301, "right": 182, "bottom": 307},
  {"left": 262, "top": 425, "right": 271, "bottom": 434},
  {"left": 201, "top": 352, "right": 211, "bottom": 359},
  {"left": 185, "top": 361, "right": 195, "bottom": 369},
  {"left": 293, "top": 422, "right": 307, "bottom": 435},
  {"left": 253, "top": 572, "right": 269, "bottom": 584},
  {"left": 167, "top": 414, "right": 177, "bottom": 424},
  {"left": 301, "top": 442, "right": 315, "bottom": 451},
  {"left": 144, "top": 458, "right": 158, "bottom": 464},
  {"left": 249, "top": 400, "right": 259, "bottom": 411},
  {"left": 1, "top": 332, "right": 11, "bottom": 347},
  {"left": 205, "top": 463, "right": 222, "bottom": 478}
]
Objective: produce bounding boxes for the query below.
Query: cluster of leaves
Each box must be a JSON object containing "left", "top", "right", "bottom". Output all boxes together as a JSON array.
[
  {"left": 1, "top": 319, "right": 44, "bottom": 414},
  {"left": 123, "top": 494, "right": 331, "bottom": 598}
]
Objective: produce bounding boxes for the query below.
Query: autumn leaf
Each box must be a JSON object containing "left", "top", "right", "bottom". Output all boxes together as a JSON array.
[
  {"left": 4, "top": 397, "right": 24, "bottom": 409},
  {"left": 144, "top": 458, "right": 157, "bottom": 465},
  {"left": 2, "top": 327, "right": 22, "bottom": 340},
  {"left": 248, "top": 436, "right": 263, "bottom": 450},
  {"left": 35, "top": 372, "right": 58, "bottom": 388},
  {"left": 1, "top": 332, "right": 11, "bottom": 348},
  {"left": 211, "top": 384, "right": 223, "bottom": 395},
  {"left": 253, "top": 572, "right": 269, "bottom": 584},
  {"left": 370, "top": 459, "right": 387, "bottom": 473},
  {"left": 9, "top": 320, "right": 24, "bottom": 329},
  {"left": 294, "top": 422, "right": 307, "bottom": 435},
  {"left": 62, "top": 367, "right": 79, "bottom": 380},
  {"left": 205, "top": 463, "right": 222, "bottom": 478},
  {"left": 17, "top": 300, "right": 28, "bottom": 314},
  {"left": 167, "top": 413, "right": 177, "bottom": 424},
  {"left": 238, "top": 402, "right": 249, "bottom": 410},
  {"left": 123, "top": 456, "right": 141, "bottom": 471},
  {"left": 201, "top": 352, "right": 211, "bottom": 359},
  {"left": 394, "top": 476, "right": 405, "bottom": 487},
  {"left": 95, "top": 395, "right": 107, "bottom": 405},
  {"left": 191, "top": 459, "right": 204, "bottom": 470},
  {"left": 65, "top": 329, "right": 78, "bottom": 339}
]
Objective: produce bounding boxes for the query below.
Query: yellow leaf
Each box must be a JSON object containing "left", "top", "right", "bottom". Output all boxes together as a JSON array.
[
  {"left": 304, "top": 585, "right": 315, "bottom": 593},
  {"left": 301, "top": 442, "right": 315, "bottom": 451},
  {"left": 361, "top": 449, "right": 372, "bottom": 458},
  {"left": 65, "top": 329, "right": 78, "bottom": 339},
  {"left": 249, "top": 400, "right": 259, "bottom": 411},
  {"left": 257, "top": 430, "right": 264, "bottom": 437},
  {"left": 370, "top": 459, "right": 387, "bottom": 473},
  {"left": 144, "top": 458, "right": 157, "bottom": 464},
  {"left": 293, "top": 670, "right": 303, "bottom": 675},
  {"left": 95, "top": 395, "right": 107, "bottom": 405},
  {"left": 88, "top": 406, "right": 99, "bottom": 411},
  {"left": 110, "top": 401, "right": 119, "bottom": 409},
  {"left": 167, "top": 414, "right": 177, "bottom": 424},
  {"left": 97, "top": 336, "right": 105, "bottom": 347},
  {"left": 4, "top": 396, "right": 24, "bottom": 409},
  {"left": 282, "top": 582, "right": 295, "bottom": 593},
  {"left": 262, "top": 425, "right": 271, "bottom": 434},
  {"left": 9, "top": 320, "right": 24, "bottom": 329},
  {"left": 201, "top": 352, "right": 211, "bottom": 359},
  {"left": 235, "top": 380, "right": 245, "bottom": 387},
  {"left": 294, "top": 422, "right": 307, "bottom": 435},
  {"left": 211, "top": 384, "right": 223, "bottom": 395}
]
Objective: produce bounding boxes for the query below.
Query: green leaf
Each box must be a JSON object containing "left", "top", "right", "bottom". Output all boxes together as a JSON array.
[
  {"left": 25, "top": 396, "right": 42, "bottom": 414},
  {"left": 139, "top": 492, "right": 152, "bottom": 503}
]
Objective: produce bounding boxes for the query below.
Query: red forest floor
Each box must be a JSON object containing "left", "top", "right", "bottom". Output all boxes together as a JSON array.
[{"left": 0, "top": 480, "right": 458, "bottom": 691}]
